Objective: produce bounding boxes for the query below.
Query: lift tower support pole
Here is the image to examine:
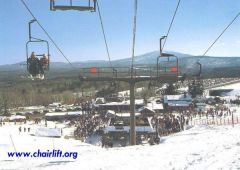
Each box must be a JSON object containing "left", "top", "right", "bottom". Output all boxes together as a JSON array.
[{"left": 129, "top": 80, "right": 136, "bottom": 145}]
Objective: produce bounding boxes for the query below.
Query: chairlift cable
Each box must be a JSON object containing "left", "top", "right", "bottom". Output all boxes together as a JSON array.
[
  {"left": 20, "top": 0, "right": 75, "bottom": 68},
  {"left": 202, "top": 11, "right": 240, "bottom": 56},
  {"left": 96, "top": 1, "right": 113, "bottom": 68},
  {"left": 162, "top": 0, "right": 182, "bottom": 51},
  {"left": 131, "top": 0, "right": 138, "bottom": 76}
]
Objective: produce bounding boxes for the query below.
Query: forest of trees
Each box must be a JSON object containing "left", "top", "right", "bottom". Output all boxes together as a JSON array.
[
  {"left": 0, "top": 71, "right": 158, "bottom": 114},
  {"left": 0, "top": 75, "right": 88, "bottom": 111}
]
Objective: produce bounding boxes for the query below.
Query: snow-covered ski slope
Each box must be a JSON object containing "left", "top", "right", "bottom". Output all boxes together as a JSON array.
[{"left": 0, "top": 123, "right": 240, "bottom": 170}]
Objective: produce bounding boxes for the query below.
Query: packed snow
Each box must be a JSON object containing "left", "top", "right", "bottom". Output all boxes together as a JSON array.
[
  {"left": 210, "top": 82, "right": 240, "bottom": 97},
  {"left": 1, "top": 82, "right": 240, "bottom": 169},
  {"left": 0, "top": 122, "right": 240, "bottom": 170},
  {"left": 34, "top": 127, "right": 61, "bottom": 137}
]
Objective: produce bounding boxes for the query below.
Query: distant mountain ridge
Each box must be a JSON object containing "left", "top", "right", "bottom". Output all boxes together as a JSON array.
[{"left": 1, "top": 51, "right": 240, "bottom": 78}]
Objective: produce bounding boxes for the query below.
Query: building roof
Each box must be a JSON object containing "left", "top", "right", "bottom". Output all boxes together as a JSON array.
[
  {"left": 45, "top": 111, "right": 82, "bottom": 117},
  {"left": 138, "top": 107, "right": 155, "bottom": 113},
  {"left": 104, "top": 126, "right": 154, "bottom": 133},
  {"left": 164, "top": 95, "right": 192, "bottom": 104},
  {"left": 147, "top": 102, "right": 164, "bottom": 110},
  {"left": 99, "top": 99, "right": 144, "bottom": 106},
  {"left": 9, "top": 115, "right": 26, "bottom": 120},
  {"left": 115, "top": 112, "right": 141, "bottom": 117},
  {"left": 168, "top": 102, "right": 190, "bottom": 107}
]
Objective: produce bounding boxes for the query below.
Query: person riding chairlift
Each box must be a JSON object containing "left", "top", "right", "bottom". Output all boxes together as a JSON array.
[
  {"left": 40, "top": 54, "right": 49, "bottom": 70},
  {"left": 27, "top": 52, "right": 44, "bottom": 79},
  {"left": 39, "top": 54, "right": 49, "bottom": 79}
]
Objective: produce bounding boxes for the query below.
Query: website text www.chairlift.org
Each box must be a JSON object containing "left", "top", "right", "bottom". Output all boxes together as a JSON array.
[{"left": 7, "top": 149, "right": 78, "bottom": 159}]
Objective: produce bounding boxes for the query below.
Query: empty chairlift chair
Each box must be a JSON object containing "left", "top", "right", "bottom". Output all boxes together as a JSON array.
[{"left": 50, "top": 0, "right": 97, "bottom": 12}]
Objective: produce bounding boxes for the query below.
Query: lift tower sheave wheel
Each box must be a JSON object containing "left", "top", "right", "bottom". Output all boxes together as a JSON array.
[{"left": 50, "top": 0, "right": 97, "bottom": 12}]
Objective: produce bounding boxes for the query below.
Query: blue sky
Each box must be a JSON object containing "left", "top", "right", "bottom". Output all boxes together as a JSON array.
[{"left": 0, "top": 0, "right": 239, "bottom": 65}]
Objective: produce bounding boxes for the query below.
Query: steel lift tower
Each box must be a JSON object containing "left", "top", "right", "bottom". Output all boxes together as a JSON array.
[
  {"left": 49, "top": 0, "right": 180, "bottom": 145},
  {"left": 79, "top": 37, "right": 180, "bottom": 145}
]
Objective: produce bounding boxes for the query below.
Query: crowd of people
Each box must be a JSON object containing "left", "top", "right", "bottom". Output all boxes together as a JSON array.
[
  {"left": 151, "top": 114, "right": 184, "bottom": 136},
  {"left": 80, "top": 101, "right": 94, "bottom": 114},
  {"left": 150, "top": 99, "right": 236, "bottom": 137},
  {"left": 73, "top": 113, "right": 108, "bottom": 141}
]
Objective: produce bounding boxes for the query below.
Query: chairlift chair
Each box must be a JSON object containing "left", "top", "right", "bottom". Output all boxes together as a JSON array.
[
  {"left": 157, "top": 36, "right": 179, "bottom": 82},
  {"left": 26, "top": 19, "right": 50, "bottom": 79},
  {"left": 26, "top": 40, "right": 50, "bottom": 72},
  {"left": 156, "top": 53, "right": 179, "bottom": 83},
  {"left": 50, "top": 0, "right": 97, "bottom": 12}
]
